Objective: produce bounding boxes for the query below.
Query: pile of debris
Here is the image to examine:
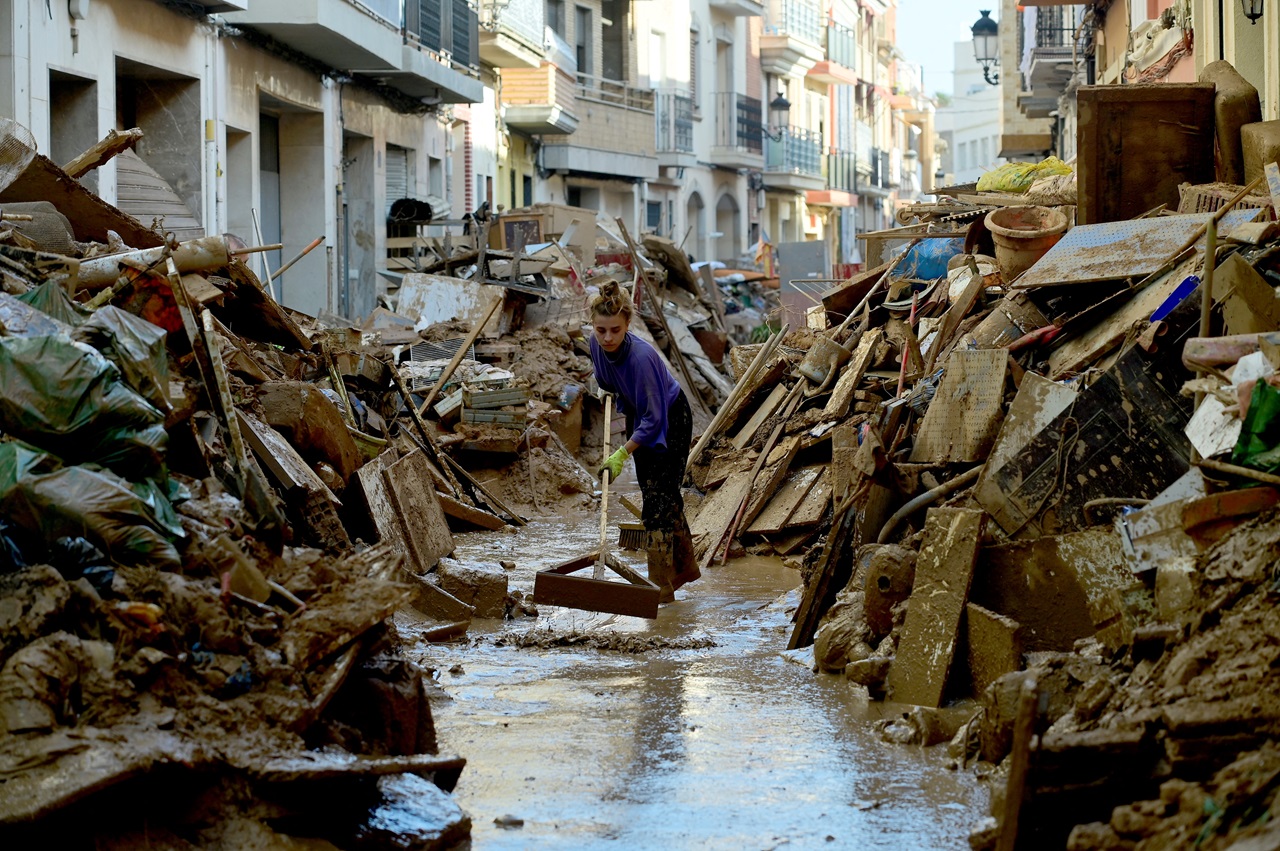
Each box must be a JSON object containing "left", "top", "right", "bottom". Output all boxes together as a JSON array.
[
  {"left": 680, "top": 69, "right": 1280, "bottom": 849},
  {"left": 0, "top": 112, "right": 753, "bottom": 843}
]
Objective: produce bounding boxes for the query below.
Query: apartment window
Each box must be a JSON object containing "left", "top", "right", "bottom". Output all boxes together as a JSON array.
[
  {"left": 646, "top": 201, "right": 663, "bottom": 232},
  {"left": 575, "top": 6, "right": 593, "bottom": 76},
  {"left": 547, "top": 0, "right": 566, "bottom": 38}
]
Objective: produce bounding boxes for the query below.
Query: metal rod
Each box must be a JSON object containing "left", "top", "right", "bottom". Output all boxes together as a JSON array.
[
  {"left": 594, "top": 394, "right": 613, "bottom": 580},
  {"left": 230, "top": 243, "right": 284, "bottom": 256},
  {"left": 271, "top": 235, "right": 326, "bottom": 282}
]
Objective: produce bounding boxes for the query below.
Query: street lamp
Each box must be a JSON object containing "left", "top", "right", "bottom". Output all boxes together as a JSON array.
[
  {"left": 971, "top": 10, "right": 999, "bottom": 86},
  {"left": 763, "top": 89, "right": 791, "bottom": 142},
  {"left": 1242, "top": 0, "right": 1264, "bottom": 24}
]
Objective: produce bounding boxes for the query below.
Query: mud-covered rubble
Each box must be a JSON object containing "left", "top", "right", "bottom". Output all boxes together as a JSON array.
[
  {"left": 0, "top": 118, "right": 759, "bottom": 846},
  {"left": 673, "top": 68, "right": 1280, "bottom": 849}
]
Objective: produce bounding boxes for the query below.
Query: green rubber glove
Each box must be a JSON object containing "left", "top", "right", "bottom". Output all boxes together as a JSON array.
[{"left": 599, "top": 446, "right": 631, "bottom": 481}]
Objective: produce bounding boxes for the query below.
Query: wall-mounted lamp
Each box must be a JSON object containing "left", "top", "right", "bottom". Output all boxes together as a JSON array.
[
  {"left": 762, "top": 89, "right": 791, "bottom": 142},
  {"left": 971, "top": 10, "right": 999, "bottom": 86},
  {"left": 1242, "top": 0, "right": 1264, "bottom": 24}
]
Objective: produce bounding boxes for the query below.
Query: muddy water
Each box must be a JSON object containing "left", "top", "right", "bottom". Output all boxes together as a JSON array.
[{"left": 400, "top": 478, "right": 987, "bottom": 849}]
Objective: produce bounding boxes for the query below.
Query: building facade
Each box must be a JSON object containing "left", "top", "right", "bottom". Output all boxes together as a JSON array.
[{"left": 0, "top": 0, "right": 933, "bottom": 321}]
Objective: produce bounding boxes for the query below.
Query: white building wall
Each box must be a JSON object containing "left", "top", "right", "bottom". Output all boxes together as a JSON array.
[{"left": 935, "top": 40, "right": 1003, "bottom": 185}]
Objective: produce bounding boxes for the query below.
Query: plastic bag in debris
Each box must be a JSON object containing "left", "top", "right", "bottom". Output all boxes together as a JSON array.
[
  {"left": 1232, "top": 380, "right": 1280, "bottom": 473},
  {"left": 0, "top": 443, "right": 181, "bottom": 570},
  {"left": 73, "top": 305, "right": 170, "bottom": 414},
  {"left": 16, "top": 281, "right": 90, "bottom": 327},
  {"left": 976, "top": 156, "right": 1073, "bottom": 194},
  {"left": 0, "top": 520, "right": 28, "bottom": 573},
  {"left": 890, "top": 238, "right": 966, "bottom": 282},
  {"left": 0, "top": 334, "right": 165, "bottom": 476},
  {"left": 50, "top": 537, "right": 115, "bottom": 595}
]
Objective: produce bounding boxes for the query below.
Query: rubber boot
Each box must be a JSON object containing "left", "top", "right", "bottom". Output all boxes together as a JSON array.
[
  {"left": 646, "top": 529, "right": 676, "bottom": 604},
  {"left": 672, "top": 522, "right": 700, "bottom": 591}
]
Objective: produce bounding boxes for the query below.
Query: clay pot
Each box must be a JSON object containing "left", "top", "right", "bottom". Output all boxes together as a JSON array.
[{"left": 983, "top": 205, "right": 1069, "bottom": 282}]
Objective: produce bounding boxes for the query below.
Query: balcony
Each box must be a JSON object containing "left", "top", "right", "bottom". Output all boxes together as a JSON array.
[
  {"left": 1021, "top": 7, "right": 1082, "bottom": 118},
  {"left": 808, "top": 21, "right": 859, "bottom": 85},
  {"left": 763, "top": 126, "right": 823, "bottom": 193},
  {"left": 807, "top": 151, "right": 857, "bottom": 207},
  {"left": 156, "top": 0, "right": 246, "bottom": 11},
  {"left": 391, "top": 0, "right": 484, "bottom": 102},
  {"left": 500, "top": 63, "right": 579, "bottom": 134},
  {"left": 761, "top": 0, "right": 824, "bottom": 77},
  {"left": 655, "top": 91, "right": 696, "bottom": 169},
  {"left": 709, "top": 92, "right": 764, "bottom": 170},
  {"left": 709, "top": 0, "right": 765, "bottom": 16},
  {"left": 224, "top": 0, "right": 403, "bottom": 70},
  {"left": 479, "top": 0, "right": 545, "bottom": 69},
  {"left": 540, "top": 75, "right": 658, "bottom": 180}
]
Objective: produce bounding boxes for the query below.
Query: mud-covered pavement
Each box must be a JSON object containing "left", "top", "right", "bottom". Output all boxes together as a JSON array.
[{"left": 398, "top": 475, "right": 988, "bottom": 849}]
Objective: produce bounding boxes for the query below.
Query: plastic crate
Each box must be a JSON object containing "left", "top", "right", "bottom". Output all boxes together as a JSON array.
[{"left": 1176, "top": 182, "right": 1276, "bottom": 220}]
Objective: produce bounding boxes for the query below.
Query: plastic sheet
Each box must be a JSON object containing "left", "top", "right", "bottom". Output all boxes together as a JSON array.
[
  {"left": 73, "top": 306, "right": 170, "bottom": 414},
  {"left": 0, "top": 443, "right": 181, "bottom": 570},
  {"left": 976, "top": 156, "right": 1072, "bottom": 194},
  {"left": 1233, "top": 380, "right": 1280, "bottom": 473},
  {"left": 0, "top": 334, "right": 165, "bottom": 475},
  {"left": 16, "top": 281, "right": 89, "bottom": 327}
]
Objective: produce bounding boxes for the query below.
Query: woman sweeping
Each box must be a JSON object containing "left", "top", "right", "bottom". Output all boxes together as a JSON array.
[{"left": 589, "top": 282, "right": 699, "bottom": 603}]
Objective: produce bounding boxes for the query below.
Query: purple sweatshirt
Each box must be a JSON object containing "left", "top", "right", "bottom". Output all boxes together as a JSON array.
[{"left": 590, "top": 332, "right": 681, "bottom": 450}]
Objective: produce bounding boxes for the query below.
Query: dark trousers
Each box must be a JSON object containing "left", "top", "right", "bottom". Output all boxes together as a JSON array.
[{"left": 628, "top": 391, "right": 693, "bottom": 535}]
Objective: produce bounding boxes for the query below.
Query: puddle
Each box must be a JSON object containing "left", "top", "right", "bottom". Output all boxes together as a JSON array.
[{"left": 403, "top": 476, "right": 989, "bottom": 849}]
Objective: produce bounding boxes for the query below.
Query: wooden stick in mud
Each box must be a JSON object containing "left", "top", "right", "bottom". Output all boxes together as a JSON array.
[
  {"left": 594, "top": 394, "right": 614, "bottom": 580},
  {"left": 686, "top": 323, "right": 789, "bottom": 473},
  {"left": 417, "top": 295, "right": 504, "bottom": 417}
]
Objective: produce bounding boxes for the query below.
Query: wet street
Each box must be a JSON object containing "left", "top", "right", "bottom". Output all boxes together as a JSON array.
[{"left": 399, "top": 478, "right": 988, "bottom": 849}]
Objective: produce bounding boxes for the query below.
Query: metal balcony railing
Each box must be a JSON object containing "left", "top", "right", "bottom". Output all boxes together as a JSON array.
[
  {"left": 765, "top": 0, "right": 822, "bottom": 46},
  {"left": 355, "top": 0, "right": 401, "bottom": 27},
  {"left": 825, "top": 21, "right": 857, "bottom": 70},
  {"left": 656, "top": 91, "right": 695, "bottom": 154},
  {"left": 825, "top": 151, "right": 856, "bottom": 193},
  {"left": 867, "top": 146, "right": 894, "bottom": 188},
  {"left": 713, "top": 92, "right": 764, "bottom": 155},
  {"left": 1035, "top": 5, "right": 1081, "bottom": 48},
  {"left": 482, "top": 0, "right": 545, "bottom": 51},
  {"left": 577, "top": 73, "right": 655, "bottom": 112},
  {"left": 406, "top": 0, "right": 479, "bottom": 69},
  {"left": 765, "top": 126, "right": 822, "bottom": 177}
]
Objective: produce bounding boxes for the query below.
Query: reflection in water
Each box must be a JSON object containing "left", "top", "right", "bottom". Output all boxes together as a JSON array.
[{"left": 401, "top": 479, "right": 988, "bottom": 849}]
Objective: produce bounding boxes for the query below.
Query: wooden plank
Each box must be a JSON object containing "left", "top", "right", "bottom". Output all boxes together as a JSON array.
[
  {"left": 823, "top": 329, "right": 882, "bottom": 420},
  {"left": 383, "top": 450, "right": 455, "bottom": 573},
  {"left": 731, "top": 383, "right": 788, "bottom": 450},
  {"left": 770, "top": 528, "right": 817, "bottom": 555},
  {"left": 1047, "top": 257, "right": 1196, "bottom": 379},
  {"left": 1077, "top": 84, "right": 1215, "bottom": 224},
  {"left": 785, "top": 467, "right": 832, "bottom": 528},
  {"left": 438, "top": 491, "right": 506, "bottom": 530},
  {"left": 747, "top": 465, "right": 822, "bottom": 534},
  {"left": 909, "top": 348, "right": 1007, "bottom": 463},
  {"left": 704, "top": 448, "right": 757, "bottom": 488},
  {"left": 237, "top": 409, "right": 341, "bottom": 507},
  {"left": 995, "top": 676, "right": 1039, "bottom": 851},
  {"left": 886, "top": 508, "right": 986, "bottom": 708},
  {"left": 357, "top": 453, "right": 411, "bottom": 558},
  {"left": 690, "top": 473, "right": 753, "bottom": 543},
  {"left": 830, "top": 423, "right": 858, "bottom": 504},
  {"left": 739, "top": 435, "right": 802, "bottom": 529}
]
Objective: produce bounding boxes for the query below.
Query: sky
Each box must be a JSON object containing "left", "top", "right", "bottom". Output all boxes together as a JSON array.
[{"left": 895, "top": 0, "right": 990, "bottom": 97}]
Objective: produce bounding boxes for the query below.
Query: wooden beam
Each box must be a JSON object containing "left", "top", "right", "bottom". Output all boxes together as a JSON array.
[{"left": 61, "top": 127, "right": 144, "bottom": 179}]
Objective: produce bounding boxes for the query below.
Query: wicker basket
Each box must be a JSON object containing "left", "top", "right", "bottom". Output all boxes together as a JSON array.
[{"left": 1176, "top": 182, "right": 1276, "bottom": 220}]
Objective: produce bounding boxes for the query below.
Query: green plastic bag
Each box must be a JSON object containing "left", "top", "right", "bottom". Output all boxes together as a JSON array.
[
  {"left": 16, "top": 281, "right": 90, "bottom": 327},
  {"left": 976, "top": 156, "right": 1073, "bottom": 194},
  {"left": 73, "top": 305, "right": 171, "bottom": 414},
  {"left": 0, "top": 444, "right": 181, "bottom": 570},
  {"left": 1232, "top": 380, "right": 1280, "bottom": 473}
]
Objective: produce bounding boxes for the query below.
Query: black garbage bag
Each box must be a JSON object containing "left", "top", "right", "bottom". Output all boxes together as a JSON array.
[
  {"left": 0, "top": 334, "right": 165, "bottom": 477},
  {"left": 0, "top": 443, "right": 181, "bottom": 570},
  {"left": 0, "top": 520, "right": 29, "bottom": 573},
  {"left": 49, "top": 537, "right": 114, "bottom": 595},
  {"left": 72, "top": 305, "right": 170, "bottom": 414}
]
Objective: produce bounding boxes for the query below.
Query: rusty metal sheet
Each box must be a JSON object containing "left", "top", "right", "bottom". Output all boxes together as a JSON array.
[{"left": 1012, "top": 209, "right": 1261, "bottom": 289}]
